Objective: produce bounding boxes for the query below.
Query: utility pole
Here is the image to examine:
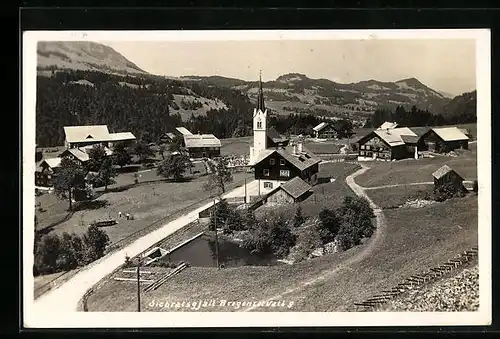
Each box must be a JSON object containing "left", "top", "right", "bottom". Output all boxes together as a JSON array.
[
  {"left": 213, "top": 197, "right": 220, "bottom": 269},
  {"left": 244, "top": 178, "right": 247, "bottom": 204},
  {"left": 137, "top": 257, "right": 141, "bottom": 312}
]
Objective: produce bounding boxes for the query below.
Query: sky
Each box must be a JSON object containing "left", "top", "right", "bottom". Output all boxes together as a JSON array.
[{"left": 103, "top": 39, "right": 476, "bottom": 96}]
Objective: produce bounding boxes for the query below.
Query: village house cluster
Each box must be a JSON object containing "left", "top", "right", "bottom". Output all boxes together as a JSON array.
[
  {"left": 356, "top": 122, "right": 470, "bottom": 162},
  {"left": 35, "top": 125, "right": 136, "bottom": 187}
]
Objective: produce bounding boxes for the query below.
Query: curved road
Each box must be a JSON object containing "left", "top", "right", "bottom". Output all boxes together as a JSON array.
[
  {"left": 242, "top": 163, "right": 388, "bottom": 312},
  {"left": 27, "top": 181, "right": 259, "bottom": 325}
]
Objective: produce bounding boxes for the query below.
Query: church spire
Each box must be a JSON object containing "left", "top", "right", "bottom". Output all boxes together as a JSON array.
[{"left": 257, "top": 71, "right": 266, "bottom": 112}]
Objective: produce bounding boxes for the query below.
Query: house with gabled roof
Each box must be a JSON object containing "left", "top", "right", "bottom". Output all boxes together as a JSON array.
[
  {"left": 418, "top": 127, "right": 469, "bottom": 153},
  {"left": 432, "top": 165, "right": 467, "bottom": 196},
  {"left": 182, "top": 133, "right": 222, "bottom": 159},
  {"left": 265, "top": 176, "right": 313, "bottom": 204},
  {"left": 251, "top": 140, "right": 321, "bottom": 195},
  {"left": 312, "top": 122, "right": 338, "bottom": 139},
  {"left": 356, "top": 126, "right": 419, "bottom": 161},
  {"left": 63, "top": 125, "right": 136, "bottom": 149}
]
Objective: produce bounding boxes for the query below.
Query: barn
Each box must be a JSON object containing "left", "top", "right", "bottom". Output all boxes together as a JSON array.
[
  {"left": 63, "top": 125, "right": 136, "bottom": 149},
  {"left": 313, "top": 122, "right": 338, "bottom": 139},
  {"left": 418, "top": 127, "right": 469, "bottom": 153},
  {"left": 183, "top": 134, "right": 222, "bottom": 159},
  {"left": 356, "top": 127, "right": 419, "bottom": 161},
  {"left": 266, "top": 126, "right": 290, "bottom": 148},
  {"left": 432, "top": 165, "right": 467, "bottom": 197},
  {"left": 265, "top": 176, "right": 313, "bottom": 204}
]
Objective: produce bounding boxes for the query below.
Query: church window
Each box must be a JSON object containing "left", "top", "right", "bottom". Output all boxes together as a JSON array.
[
  {"left": 263, "top": 169, "right": 270, "bottom": 176},
  {"left": 257, "top": 121, "right": 262, "bottom": 129}
]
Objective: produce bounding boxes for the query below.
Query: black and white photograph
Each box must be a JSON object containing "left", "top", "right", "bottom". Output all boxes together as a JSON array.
[{"left": 22, "top": 29, "right": 491, "bottom": 328}]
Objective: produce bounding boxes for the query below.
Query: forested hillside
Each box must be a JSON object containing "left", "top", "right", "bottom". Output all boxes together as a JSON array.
[{"left": 35, "top": 70, "right": 254, "bottom": 146}]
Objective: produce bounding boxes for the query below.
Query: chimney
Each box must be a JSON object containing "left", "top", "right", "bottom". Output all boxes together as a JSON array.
[
  {"left": 297, "top": 141, "right": 303, "bottom": 153},
  {"left": 292, "top": 144, "right": 297, "bottom": 154},
  {"left": 386, "top": 128, "right": 390, "bottom": 134}
]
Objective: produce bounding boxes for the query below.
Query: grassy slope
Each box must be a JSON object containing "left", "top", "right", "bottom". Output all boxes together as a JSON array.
[
  {"left": 87, "top": 194, "right": 477, "bottom": 312},
  {"left": 365, "top": 184, "right": 434, "bottom": 209},
  {"left": 356, "top": 144, "right": 477, "bottom": 188}
]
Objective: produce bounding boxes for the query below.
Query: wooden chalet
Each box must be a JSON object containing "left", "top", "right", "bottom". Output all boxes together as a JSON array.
[
  {"left": 356, "top": 127, "right": 419, "bottom": 161},
  {"left": 313, "top": 122, "right": 338, "bottom": 139},
  {"left": 418, "top": 127, "right": 469, "bottom": 153},
  {"left": 432, "top": 165, "right": 467, "bottom": 195},
  {"left": 252, "top": 141, "right": 321, "bottom": 194}
]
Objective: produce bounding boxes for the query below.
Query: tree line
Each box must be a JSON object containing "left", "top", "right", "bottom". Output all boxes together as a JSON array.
[{"left": 364, "top": 101, "right": 476, "bottom": 129}]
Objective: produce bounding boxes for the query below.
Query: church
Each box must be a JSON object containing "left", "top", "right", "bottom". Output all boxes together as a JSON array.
[{"left": 249, "top": 75, "right": 321, "bottom": 195}]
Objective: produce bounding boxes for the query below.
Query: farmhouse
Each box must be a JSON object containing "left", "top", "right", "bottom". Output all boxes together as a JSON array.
[
  {"left": 183, "top": 133, "right": 222, "bottom": 159},
  {"left": 418, "top": 127, "right": 469, "bottom": 153},
  {"left": 432, "top": 165, "right": 467, "bottom": 195},
  {"left": 252, "top": 140, "right": 321, "bottom": 195},
  {"left": 356, "top": 127, "right": 419, "bottom": 161},
  {"left": 63, "top": 125, "right": 136, "bottom": 149},
  {"left": 313, "top": 122, "right": 338, "bottom": 139},
  {"left": 264, "top": 176, "right": 312, "bottom": 204},
  {"left": 59, "top": 148, "right": 90, "bottom": 165},
  {"left": 36, "top": 158, "right": 61, "bottom": 187}
]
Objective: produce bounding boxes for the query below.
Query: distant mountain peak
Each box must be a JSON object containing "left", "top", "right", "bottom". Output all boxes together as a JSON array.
[
  {"left": 37, "top": 41, "right": 148, "bottom": 75},
  {"left": 396, "top": 77, "right": 424, "bottom": 86},
  {"left": 276, "top": 73, "right": 309, "bottom": 82}
]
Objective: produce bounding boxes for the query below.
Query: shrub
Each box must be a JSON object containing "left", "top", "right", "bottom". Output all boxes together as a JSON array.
[
  {"left": 433, "top": 181, "right": 467, "bottom": 202},
  {"left": 209, "top": 200, "right": 244, "bottom": 234},
  {"left": 336, "top": 196, "right": 375, "bottom": 251},
  {"left": 317, "top": 208, "right": 341, "bottom": 244},
  {"left": 293, "top": 205, "right": 305, "bottom": 228},
  {"left": 34, "top": 234, "right": 61, "bottom": 275},
  {"left": 242, "top": 213, "right": 296, "bottom": 258},
  {"left": 293, "top": 228, "right": 323, "bottom": 262},
  {"left": 83, "top": 225, "right": 110, "bottom": 264}
]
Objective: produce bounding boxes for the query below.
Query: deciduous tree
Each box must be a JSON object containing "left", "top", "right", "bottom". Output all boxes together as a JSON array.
[{"left": 53, "top": 157, "right": 87, "bottom": 211}]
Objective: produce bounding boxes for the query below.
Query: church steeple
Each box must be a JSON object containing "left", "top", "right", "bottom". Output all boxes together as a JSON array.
[{"left": 256, "top": 71, "right": 266, "bottom": 112}]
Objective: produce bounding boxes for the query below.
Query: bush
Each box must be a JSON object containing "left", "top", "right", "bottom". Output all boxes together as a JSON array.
[
  {"left": 336, "top": 196, "right": 375, "bottom": 251},
  {"left": 293, "top": 228, "right": 323, "bottom": 262},
  {"left": 242, "top": 213, "right": 296, "bottom": 258},
  {"left": 33, "top": 226, "right": 110, "bottom": 275},
  {"left": 293, "top": 205, "right": 305, "bottom": 228},
  {"left": 209, "top": 200, "right": 245, "bottom": 234},
  {"left": 433, "top": 182, "right": 467, "bottom": 202},
  {"left": 317, "top": 208, "right": 341, "bottom": 244}
]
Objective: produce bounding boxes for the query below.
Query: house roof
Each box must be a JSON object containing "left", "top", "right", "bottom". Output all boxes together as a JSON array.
[
  {"left": 373, "top": 127, "right": 417, "bottom": 147},
  {"left": 378, "top": 122, "right": 399, "bottom": 130},
  {"left": 278, "top": 176, "right": 312, "bottom": 199},
  {"left": 400, "top": 135, "right": 420, "bottom": 144},
  {"left": 183, "top": 134, "right": 221, "bottom": 148},
  {"left": 313, "top": 122, "right": 329, "bottom": 132},
  {"left": 267, "top": 126, "right": 289, "bottom": 143},
  {"left": 60, "top": 148, "right": 90, "bottom": 162},
  {"left": 252, "top": 144, "right": 321, "bottom": 171},
  {"left": 432, "top": 127, "right": 469, "bottom": 142},
  {"left": 109, "top": 132, "right": 136, "bottom": 141},
  {"left": 410, "top": 126, "right": 431, "bottom": 137},
  {"left": 163, "top": 132, "right": 176, "bottom": 140},
  {"left": 79, "top": 145, "right": 113, "bottom": 156},
  {"left": 432, "top": 164, "right": 464, "bottom": 180},
  {"left": 63, "top": 125, "right": 111, "bottom": 143},
  {"left": 175, "top": 127, "right": 193, "bottom": 136},
  {"left": 42, "top": 157, "right": 61, "bottom": 168}
]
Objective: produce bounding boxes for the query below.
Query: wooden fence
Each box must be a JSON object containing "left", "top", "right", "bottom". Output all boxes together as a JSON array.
[{"left": 353, "top": 246, "right": 478, "bottom": 311}]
